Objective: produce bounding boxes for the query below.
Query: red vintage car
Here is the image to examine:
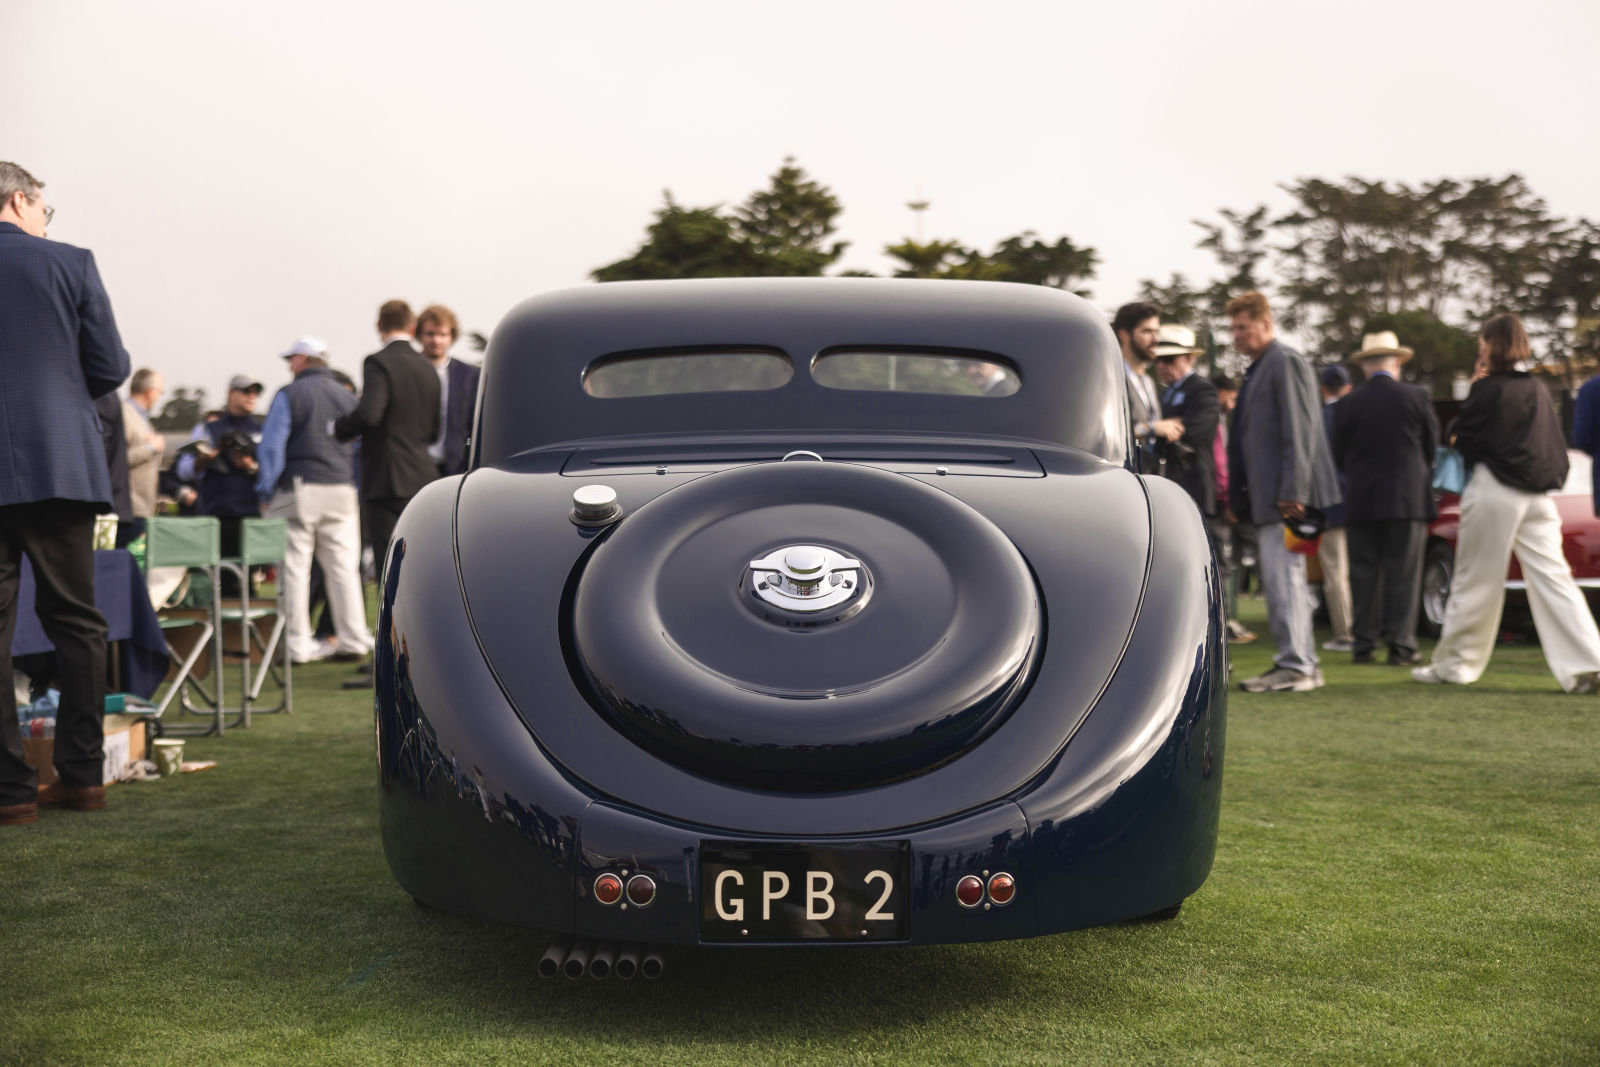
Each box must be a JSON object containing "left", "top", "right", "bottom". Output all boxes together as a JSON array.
[{"left": 1420, "top": 450, "right": 1600, "bottom": 635}]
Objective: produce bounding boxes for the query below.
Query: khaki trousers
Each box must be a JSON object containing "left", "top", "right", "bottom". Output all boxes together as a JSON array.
[
  {"left": 1317, "top": 527, "right": 1353, "bottom": 643},
  {"left": 1430, "top": 468, "right": 1600, "bottom": 691},
  {"left": 268, "top": 479, "right": 373, "bottom": 662}
]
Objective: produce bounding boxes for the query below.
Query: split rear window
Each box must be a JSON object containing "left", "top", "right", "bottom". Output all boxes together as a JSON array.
[
  {"left": 583, "top": 350, "right": 794, "bottom": 398},
  {"left": 811, "top": 350, "right": 1019, "bottom": 396},
  {"left": 583, "top": 347, "right": 1018, "bottom": 399}
]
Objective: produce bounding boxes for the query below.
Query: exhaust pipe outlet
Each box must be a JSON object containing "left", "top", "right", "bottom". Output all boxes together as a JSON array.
[
  {"left": 614, "top": 944, "right": 641, "bottom": 980},
  {"left": 538, "top": 935, "right": 572, "bottom": 979},
  {"left": 589, "top": 942, "right": 616, "bottom": 980},
  {"left": 563, "top": 939, "right": 594, "bottom": 979},
  {"left": 641, "top": 949, "right": 665, "bottom": 979}
]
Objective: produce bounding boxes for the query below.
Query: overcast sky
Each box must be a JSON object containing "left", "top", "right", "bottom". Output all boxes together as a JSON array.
[{"left": 10, "top": 0, "right": 1599, "bottom": 404}]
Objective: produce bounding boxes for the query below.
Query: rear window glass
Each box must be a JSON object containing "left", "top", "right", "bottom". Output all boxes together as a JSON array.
[
  {"left": 811, "top": 350, "right": 1020, "bottom": 397},
  {"left": 584, "top": 350, "right": 793, "bottom": 398}
]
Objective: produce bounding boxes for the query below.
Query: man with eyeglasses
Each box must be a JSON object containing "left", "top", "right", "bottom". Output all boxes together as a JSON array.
[{"left": 0, "top": 161, "right": 131, "bottom": 825}]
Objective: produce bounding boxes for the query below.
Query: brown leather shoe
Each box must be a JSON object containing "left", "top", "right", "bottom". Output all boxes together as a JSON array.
[
  {"left": 52, "top": 785, "right": 107, "bottom": 812},
  {"left": 1, "top": 801, "right": 39, "bottom": 825}
]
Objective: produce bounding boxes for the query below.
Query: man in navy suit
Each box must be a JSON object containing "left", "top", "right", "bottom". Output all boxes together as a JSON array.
[
  {"left": 0, "top": 162, "right": 131, "bottom": 825},
  {"left": 1332, "top": 332, "right": 1439, "bottom": 665},
  {"left": 416, "top": 305, "right": 481, "bottom": 477},
  {"left": 1150, "top": 324, "right": 1220, "bottom": 517}
]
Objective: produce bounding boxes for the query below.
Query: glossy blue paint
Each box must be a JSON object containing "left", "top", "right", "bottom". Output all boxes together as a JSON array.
[{"left": 375, "top": 279, "right": 1227, "bottom": 946}]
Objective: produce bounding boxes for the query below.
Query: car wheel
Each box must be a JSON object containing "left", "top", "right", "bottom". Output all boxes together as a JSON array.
[{"left": 1420, "top": 540, "right": 1453, "bottom": 638}]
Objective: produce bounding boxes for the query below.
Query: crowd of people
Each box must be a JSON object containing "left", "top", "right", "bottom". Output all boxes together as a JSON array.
[
  {"left": 7, "top": 152, "right": 1600, "bottom": 828},
  {"left": 1118, "top": 295, "right": 1600, "bottom": 695},
  {"left": 1, "top": 159, "right": 486, "bottom": 826}
]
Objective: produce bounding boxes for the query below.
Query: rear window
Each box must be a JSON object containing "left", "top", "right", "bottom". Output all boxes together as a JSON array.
[
  {"left": 811, "top": 350, "right": 1020, "bottom": 397},
  {"left": 584, "top": 349, "right": 793, "bottom": 398}
]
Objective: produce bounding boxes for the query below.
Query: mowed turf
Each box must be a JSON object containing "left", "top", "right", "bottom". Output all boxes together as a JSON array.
[{"left": 3, "top": 597, "right": 1598, "bottom": 1066}]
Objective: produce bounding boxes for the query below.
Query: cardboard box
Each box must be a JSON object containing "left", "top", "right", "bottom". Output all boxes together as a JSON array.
[{"left": 22, "top": 713, "right": 150, "bottom": 792}]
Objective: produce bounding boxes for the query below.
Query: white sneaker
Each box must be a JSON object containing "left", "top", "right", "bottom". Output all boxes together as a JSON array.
[
  {"left": 291, "top": 638, "right": 337, "bottom": 665},
  {"left": 1411, "top": 665, "right": 1443, "bottom": 684},
  {"left": 1322, "top": 638, "right": 1354, "bottom": 652},
  {"left": 1240, "top": 666, "right": 1323, "bottom": 693}
]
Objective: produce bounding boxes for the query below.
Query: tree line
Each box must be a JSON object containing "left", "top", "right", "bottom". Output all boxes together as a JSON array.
[{"left": 593, "top": 161, "right": 1600, "bottom": 395}]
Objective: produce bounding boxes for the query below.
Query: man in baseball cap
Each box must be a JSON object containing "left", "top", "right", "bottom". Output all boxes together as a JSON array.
[
  {"left": 174, "top": 373, "right": 268, "bottom": 593},
  {"left": 279, "top": 336, "right": 327, "bottom": 361},
  {"left": 255, "top": 337, "right": 372, "bottom": 664}
]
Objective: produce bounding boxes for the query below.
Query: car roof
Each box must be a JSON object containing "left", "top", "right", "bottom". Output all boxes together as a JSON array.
[{"left": 474, "top": 278, "right": 1128, "bottom": 466}]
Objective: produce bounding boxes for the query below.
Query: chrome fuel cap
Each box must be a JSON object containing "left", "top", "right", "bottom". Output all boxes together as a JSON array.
[{"left": 748, "top": 544, "right": 863, "bottom": 613}]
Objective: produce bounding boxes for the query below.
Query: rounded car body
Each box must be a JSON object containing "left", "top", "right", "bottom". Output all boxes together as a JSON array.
[{"left": 376, "top": 278, "right": 1226, "bottom": 947}]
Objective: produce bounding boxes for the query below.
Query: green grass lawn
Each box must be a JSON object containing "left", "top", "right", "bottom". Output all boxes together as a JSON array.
[{"left": 3, "top": 596, "right": 1598, "bottom": 1065}]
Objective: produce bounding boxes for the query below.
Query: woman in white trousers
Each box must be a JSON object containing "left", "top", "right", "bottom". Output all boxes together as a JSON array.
[{"left": 1414, "top": 314, "right": 1600, "bottom": 693}]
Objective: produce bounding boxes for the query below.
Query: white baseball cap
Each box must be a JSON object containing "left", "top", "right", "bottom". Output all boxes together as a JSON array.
[{"left": 279, "top": 335, "right": 327, "bottom": 359}]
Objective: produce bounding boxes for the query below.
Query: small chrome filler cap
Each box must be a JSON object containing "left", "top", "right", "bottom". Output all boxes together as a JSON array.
[
  {"left": 748, "top": 544, "right": 862, "bottom": 613},
  {"left": 571, "top": 484, "right": 623, "bottom": 527}
]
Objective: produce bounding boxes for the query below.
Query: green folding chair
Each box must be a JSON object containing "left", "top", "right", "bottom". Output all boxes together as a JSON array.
[
  {"left": 218, "top": 518, "right": 291, "bottom": 726},
  {"left": 146, "top": 516, "right": 228, "bottom": 735}
]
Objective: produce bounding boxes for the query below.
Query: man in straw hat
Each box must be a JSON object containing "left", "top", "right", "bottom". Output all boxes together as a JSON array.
[
  {"left": 1331, "top": 331, "right": 1439, "bottom": 666},
  {"left": 1151, "top": 324, "right": 1220, "bottom": 517}
]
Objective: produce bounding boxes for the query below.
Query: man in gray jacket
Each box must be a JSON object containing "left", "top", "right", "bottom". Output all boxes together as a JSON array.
[{"left": 1225, "top": 291, "right": 1342, "bottom": 692}]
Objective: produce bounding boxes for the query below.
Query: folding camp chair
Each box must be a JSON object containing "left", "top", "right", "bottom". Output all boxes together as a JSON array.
[
  {"left": 217, "top": 517, "right": 291, "bottom": 726},
  {"left": 146, "top": 516, "right": 229, "bottom": 736}
]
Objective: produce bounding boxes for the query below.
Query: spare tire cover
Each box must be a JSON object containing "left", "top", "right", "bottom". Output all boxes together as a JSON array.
[{"left": 571, "top": 461, "right": 1041, "bottom": 791}]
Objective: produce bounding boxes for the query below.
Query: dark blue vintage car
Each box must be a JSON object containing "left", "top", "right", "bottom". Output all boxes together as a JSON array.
[{"left": 376, "top": 278, "right": 1225, "bottom": 977}]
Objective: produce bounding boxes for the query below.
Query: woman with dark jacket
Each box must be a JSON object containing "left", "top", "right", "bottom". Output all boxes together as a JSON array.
[{"left": 1414, "top": 314, "right": 1600, "bottom": 692}]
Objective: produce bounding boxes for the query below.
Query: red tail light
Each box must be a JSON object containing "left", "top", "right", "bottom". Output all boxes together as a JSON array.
[
  {"left": 626, "top": 874, "right": 657, "bottom": 907},
  {"left": 987, "top": 872, "right": 1016, "bottom": 906},
  {"left": 593, "top": 873, "right": 624, "bottom": 905},
  {"left": 956, "top": 875, "right": 985, "bottom": 908}
]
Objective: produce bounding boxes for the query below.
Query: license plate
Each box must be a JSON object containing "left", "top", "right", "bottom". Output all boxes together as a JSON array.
[{"left": 700, "top": 843, "right": 909, "bottom": 942}]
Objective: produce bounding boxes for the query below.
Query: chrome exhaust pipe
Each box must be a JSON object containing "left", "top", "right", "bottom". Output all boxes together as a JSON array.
[
  {"left": 613, "top": 943, "right": 640, "bottom": 980},
  {"left": 588, "top": 942, "right": 616, "bottom": 979},
  {"left": 641, "top": 948, "right": 665, "bottom": 979},
  {"left": 538, "top": 935, "right": 572, "bottom": 979},
  {"left": 563, "top": 939, "right": 594, "bottom": 979}
]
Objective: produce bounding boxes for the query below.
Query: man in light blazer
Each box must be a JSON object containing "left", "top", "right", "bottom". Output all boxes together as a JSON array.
[
  {"left": 122, "top": 367, "right": 166, "bottom": 519},
  {"left": 1332, "top": 332, "right": 1439, "bottom": 666},
  {"left": 415, "top": 305, "right": 481, "bottom": 477},
  {"left": 1225, "top": 291, "right": 1342, "bottom": 692},
  {"left": 0, "top": 161, "right": 131, "bottom": 824}
]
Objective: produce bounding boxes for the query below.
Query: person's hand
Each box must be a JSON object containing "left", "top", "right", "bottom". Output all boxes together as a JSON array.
[
  {"left": 176, "top": 486, "right": 197, "bottom": 507},
  {"left": 238, "top": 456, "right": 259, "bottom": 475},
  {"left": 147, "top": 430, "right": 165, "bottom": 450},
  {"left": 258, "top": 497, "right": 270, "bottom": 515},
  {"left": 1278, "top": 500, "right": 1306, "bottom": 520},
  {"left": 1150, "top": 418, "right": 1185, "bottom": 442}
]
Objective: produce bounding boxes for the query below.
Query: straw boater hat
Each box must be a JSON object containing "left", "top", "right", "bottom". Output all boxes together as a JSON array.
[
  {"left": 1152, "top": 324, "right": 1204, "bottom": 359},
  {"left": 1350, "top": 330, "right": 1413, "bottom": 364}
]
